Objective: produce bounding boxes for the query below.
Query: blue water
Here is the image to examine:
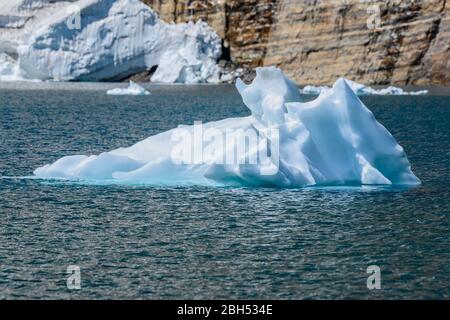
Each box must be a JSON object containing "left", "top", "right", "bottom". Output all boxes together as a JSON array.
[{"left": 0, "top": 83, "right": 449, "bottom": 299}]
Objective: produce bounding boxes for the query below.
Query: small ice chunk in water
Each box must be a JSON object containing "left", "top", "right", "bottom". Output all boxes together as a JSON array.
[
  {"left": 34, "top": 67, "right": 420, "bottom": 187},
  {"left": 301, "top": 80, "right": 428, "bottom": 96},
  {"left": 107, "top": 81, "right": 151, "bottom": 96}
]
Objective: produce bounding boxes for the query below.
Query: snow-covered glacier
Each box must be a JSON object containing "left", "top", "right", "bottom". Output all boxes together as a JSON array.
[
  {"left": 34, "top": 67, "right": 420, "bottom": 187},
  {"left": 0, "top": 0, "right": 222, "bottom": 83}
]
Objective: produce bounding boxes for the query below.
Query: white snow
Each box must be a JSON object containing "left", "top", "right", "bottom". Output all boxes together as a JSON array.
[
  {"left": 301, "top": 80, "right": 428, "bottom": 96},
  {"left": 0, "top": 0, "right": 222, "bottom": 83},
  {"left": 0, "top": 53, "right": 20, "bottom": 81},
  {"left": 34, "top": 66, "right": 420, "bottom": 187},
  {"left": 107, "top": 81, "right": 150, "bottom": 95},
  {"left": 0, "top": 52, "right": 41, "bottom": 82}
]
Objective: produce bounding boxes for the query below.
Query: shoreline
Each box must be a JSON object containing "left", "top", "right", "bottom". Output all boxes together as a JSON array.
[{"left": 0, "top": 81, "right": 449, "bottom": 96}]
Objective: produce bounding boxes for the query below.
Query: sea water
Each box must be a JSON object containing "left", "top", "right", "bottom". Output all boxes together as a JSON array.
[{"left": 0, "top": 83, "right": 449, "bottom": 299}]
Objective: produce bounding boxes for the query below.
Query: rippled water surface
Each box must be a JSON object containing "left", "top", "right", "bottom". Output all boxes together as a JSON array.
[{"left": 0, "top": 83, "right": 449, "bottom": 299}]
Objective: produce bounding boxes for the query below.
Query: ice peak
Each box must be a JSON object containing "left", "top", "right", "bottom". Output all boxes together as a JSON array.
[{"left": 236, "top": 66, "right": 301, "bottom": 125}]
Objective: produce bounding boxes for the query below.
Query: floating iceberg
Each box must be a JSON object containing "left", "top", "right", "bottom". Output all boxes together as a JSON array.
[
  {"left": 34, "top": 67, "right": 420, "bottom": 187},
  {"left": 301, "top": 80, "right": 428, "bottom": 96},
  {"left": 0, "top": 0, "right": 221, "bottom": 83},
  {"left": 301, "top": 85, "right": 331, "bottom": 95},
  {"left": 107, "top": 81, "right": 150, "bottom": 95}
]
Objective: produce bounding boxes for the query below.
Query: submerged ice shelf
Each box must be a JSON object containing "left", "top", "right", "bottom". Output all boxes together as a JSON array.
[{"left": 34, "top": 67, "right": 421, "bottom": 188}]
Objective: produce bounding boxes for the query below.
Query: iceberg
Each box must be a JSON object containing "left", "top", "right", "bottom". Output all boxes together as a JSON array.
[
  {"left": 0, "top": 0, "right": 222, "bottom": 83},
  {"left": 107, "top": 81, "right": 150, "bottom": 95},
  {"left": 301, "top": 85, "right": 331, "bottom": 95},
  {"left": 301, "top": 80, "right": 428, "bottom": 96},
  {"left": 34, "top": 67, "right": 420, "bottom": 187}
]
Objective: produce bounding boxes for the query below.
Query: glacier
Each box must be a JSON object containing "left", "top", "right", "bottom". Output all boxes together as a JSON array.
[
  {"left": 0, "top": 0, "right": 222, "bottom": 83},
  {"left": 34, "top": 66, "right": 421, "bottom": 187},
  {"left": 107, "top": 81, "right": 150, "bottom": 95},
  {"left": 302, "top": 80, "right": 428, "bottom": 96}
]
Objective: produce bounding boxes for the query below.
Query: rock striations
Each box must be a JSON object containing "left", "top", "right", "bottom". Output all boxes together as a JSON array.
[{"left": 145, "top": 0, "right": 450, "bottom": 85}]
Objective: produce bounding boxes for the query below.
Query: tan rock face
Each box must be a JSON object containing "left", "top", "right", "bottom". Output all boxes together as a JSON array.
[{"left": 144, "top": 0, "right": 450, "bottom": 85}]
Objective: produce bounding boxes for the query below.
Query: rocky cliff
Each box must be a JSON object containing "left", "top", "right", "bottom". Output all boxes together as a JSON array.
[{"left": 144, "top": 0, "right": 450, "bottom": 85}]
